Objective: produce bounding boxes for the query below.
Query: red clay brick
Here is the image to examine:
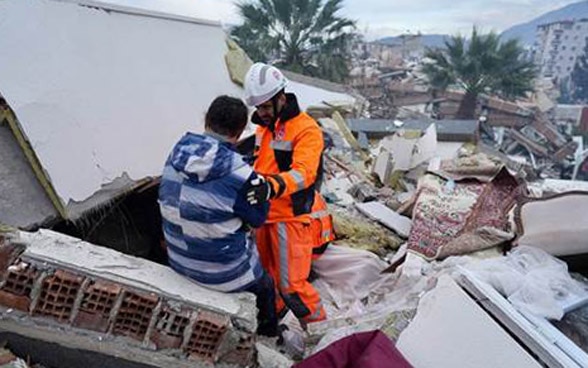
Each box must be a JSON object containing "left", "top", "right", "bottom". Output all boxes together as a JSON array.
[
  {"left": 151, "top": 330, "right": 183, "bottom": 350},
  {"left": 0, "top": 290, "right": 30, "bottom": 312},
  {"left": 73, "top": 280, "right": 121, "bottom": 332},
  {"left": 1, "top": 264, "right": 38, "bottom": 300},
  {"left": 33, "top": 270, "right": 84, "bottom": 323},
  {"left": 184, "top": 310, "right": 229, "bottom": 361},
  {"left": 150, "top": 306, "right": 191, "bottom": 350},
  {"left": 112, "top": 290, "right": 158, "bottom": 341}
]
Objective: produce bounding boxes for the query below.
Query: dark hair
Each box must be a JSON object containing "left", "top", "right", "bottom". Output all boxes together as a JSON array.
[{"left": 205, "top": 95, "right": 248, "bottom": 138}]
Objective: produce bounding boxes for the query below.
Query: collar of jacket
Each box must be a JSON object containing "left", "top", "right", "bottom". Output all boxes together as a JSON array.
[
  {"left": 203, "top": 131, "right": 236, "bottom": 150},
  {"left": 251, "top": 93, "right": 301, "bottom": 128}
]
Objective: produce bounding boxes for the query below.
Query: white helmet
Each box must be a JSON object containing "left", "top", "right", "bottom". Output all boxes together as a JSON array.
[{"left": 244, "top": 62, "right": 288, "bottom": 107}]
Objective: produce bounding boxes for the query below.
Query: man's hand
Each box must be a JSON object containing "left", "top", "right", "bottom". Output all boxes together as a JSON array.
[{"left": 246, "top": 176, "right": 274, "bottom": 205}]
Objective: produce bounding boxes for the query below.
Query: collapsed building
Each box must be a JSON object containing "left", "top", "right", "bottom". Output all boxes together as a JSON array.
[
  {"left": 0, "top": 0, "right": 588, "bottom": 368},
  {"left": 352, "top": 59, "right": 588, "bottom": 182}
]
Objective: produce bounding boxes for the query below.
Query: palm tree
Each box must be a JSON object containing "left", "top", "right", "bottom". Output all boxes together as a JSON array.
[
  {"left": 231, "top": 0, "right": 357, "bottom": 83},
  {"left": 422, "top": 28, "right": 536, "bottom": 119}
]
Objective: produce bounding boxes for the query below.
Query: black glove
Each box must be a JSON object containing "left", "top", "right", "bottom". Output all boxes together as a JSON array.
[
  {"left": 246, "top": 176, "right": 274, "bottom": 205},
  {"left": 242, "top": 154, "right": 257, "bottom": 166}
]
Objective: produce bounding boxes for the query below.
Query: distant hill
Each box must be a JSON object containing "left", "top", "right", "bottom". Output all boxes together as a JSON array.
[
  {"left": 501, "top": 1, "right": 588, "bottom": 45},
  {"left": 377, "top": 34, "right": 449, "bottom": 49}
]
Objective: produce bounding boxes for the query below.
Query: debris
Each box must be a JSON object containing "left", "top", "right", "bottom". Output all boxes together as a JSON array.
[
  {"left": 372, "top": 150, "right": 393, "bottom": 184},
  {"left": 312, "top": 245, "right": 389, "bottom": 309},
  {"left": 458, "top": 269, "right": 588, "bottom": 367},
  {"left": 355, "top": 202, "right": 412, "bottom": 238},
  {"left": 465, "top": 246, "right": 588, "bottom": 320},
  {"left": 225, "top": 38, "right": 253, "bottom": 86},
  {"left": 515, "top": 192, "right": 588, "bottom": 257},
  {"left": 526, "top": 178, "right": 588, "bottom": 196},
  {"left": 323, "top": 177, "right": 355, "bottom": 206},
  {"left": 256, "top": 343, "right": 294, "bottom": 368},
  {"left": 357, "top": 131, "right": 369, "bottom": 150},
  {"left": 0, "top": 229, "right": 258, "bottom": 367},
  {"left": 348, "top": 182, "right": 377, "bottom": 203},
  {"left": 331, "top": 212, "right": 403, "bottom": 255},
  {"left": 331, "top": 111, "right": 369, "bottom": 161},
  {"left": 396, "top": 275, "right": 543, "bottom": 368},
  {"left": 553, "top": 274, "right": 588, "bottom": 355},
  {"left": 375, "top": 125, "right": 436, "bottom": 172}
]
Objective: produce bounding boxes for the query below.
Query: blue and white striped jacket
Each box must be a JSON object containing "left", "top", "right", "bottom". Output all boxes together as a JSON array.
[{"left": 158, "top": 132, "right": 268, "bottom": 292}]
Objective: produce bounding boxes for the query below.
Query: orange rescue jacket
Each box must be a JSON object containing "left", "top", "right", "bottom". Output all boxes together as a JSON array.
[{"left": 253, "top": 94, "right": 324, "bottom": 223}]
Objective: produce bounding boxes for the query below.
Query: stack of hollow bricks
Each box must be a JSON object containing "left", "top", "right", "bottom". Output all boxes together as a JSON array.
[{"left": 0, "top": 239, "right": 255, "bottom": 366}]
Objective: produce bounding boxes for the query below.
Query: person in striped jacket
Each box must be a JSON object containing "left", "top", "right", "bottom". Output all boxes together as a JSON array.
[{"left": 158, "top": 95, "right": 277, "bottom": 336}]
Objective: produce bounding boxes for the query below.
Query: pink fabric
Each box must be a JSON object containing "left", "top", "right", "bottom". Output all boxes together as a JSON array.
[{"left": 294, "top": 330, "right": 413, "bottom": 368}]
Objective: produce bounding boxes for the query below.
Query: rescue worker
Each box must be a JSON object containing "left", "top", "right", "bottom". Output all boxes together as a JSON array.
[
  {"left": 243, "top": 63, "right": 333, "bottom": 325},
  {"left": 158, "top": 95, "right": 277, "bottom": 336}
]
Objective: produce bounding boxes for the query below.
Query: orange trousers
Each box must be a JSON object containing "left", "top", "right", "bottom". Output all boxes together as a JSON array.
[{"left": 255, "top": 221, "right": 326, "bottom": 324}]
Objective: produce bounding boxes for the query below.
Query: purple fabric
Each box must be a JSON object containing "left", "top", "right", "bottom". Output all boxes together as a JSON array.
[{"left": 294, "top": 330, "right": 413, "bottom": 368}]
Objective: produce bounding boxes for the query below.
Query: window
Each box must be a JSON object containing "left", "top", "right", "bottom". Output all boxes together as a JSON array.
[
  {"left": 570, "top": 56, "right": 574, "bottom": 61},
  {"left": 572, "top": 46, "right": 576, "bottom": 51},
  {"left": 562, "top": 45, "right": 567, "bottom": 50}
]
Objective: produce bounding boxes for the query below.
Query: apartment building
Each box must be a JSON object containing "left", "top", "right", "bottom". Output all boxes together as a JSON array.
[{"left": 534, "top": 18, "right": 588, "bottom": 82}]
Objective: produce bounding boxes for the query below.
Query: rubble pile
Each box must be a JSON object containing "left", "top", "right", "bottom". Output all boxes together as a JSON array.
[
  {"left": 353, "top": 63, "right": 588, "bottom": 183},
  {"left": 0, "top": 97, "right": 586, "bottom": 367},
  {"left": 0, "top": 231, "right": 259, "bottom": 368},
  {"left": 275, "top": 102, "right": 588, "bottom": 367}
]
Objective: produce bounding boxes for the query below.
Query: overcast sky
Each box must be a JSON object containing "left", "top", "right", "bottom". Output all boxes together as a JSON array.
[{"left": 105, "top": 0, "right": 581, "bottom": 39}]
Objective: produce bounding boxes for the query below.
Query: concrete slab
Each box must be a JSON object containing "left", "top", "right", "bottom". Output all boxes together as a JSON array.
[
  {"left": 373, "top": 151, "right": 393, "bottom": 184},
  {"left": 397, "top": 275, "right": 542, "bottom": 368},
  {"left": 355, "top": 201, "right": 412, "bottom": 238},
  {"left": 18, "top": 230, "right": 256, "bottom": 324},
  {"left": 0, "top": 230, "right": 257, "bottom": 367}
]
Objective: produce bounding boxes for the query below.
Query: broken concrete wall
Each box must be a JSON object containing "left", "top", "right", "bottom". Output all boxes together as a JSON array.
[
  {"left": 396, "top": 276, "right": 542, "bottom": 368},
  {"left": 0, "top": 0, "right": 243, "bottom": 219},
  {"left": 0, "top": 230, "right": 257, "bottom": 367}
]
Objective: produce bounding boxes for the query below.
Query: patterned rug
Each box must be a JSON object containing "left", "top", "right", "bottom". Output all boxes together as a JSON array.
[{"left": 408, "top": 168, "right": 521, "bottom": 260}]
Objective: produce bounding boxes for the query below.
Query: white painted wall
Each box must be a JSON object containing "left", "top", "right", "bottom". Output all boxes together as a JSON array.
[
  {"left": 0, "top": 0, "right": 242, "bottom": 205},
  {"left": 0, "top": 0, "right": 357, "bottom": 210}
]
